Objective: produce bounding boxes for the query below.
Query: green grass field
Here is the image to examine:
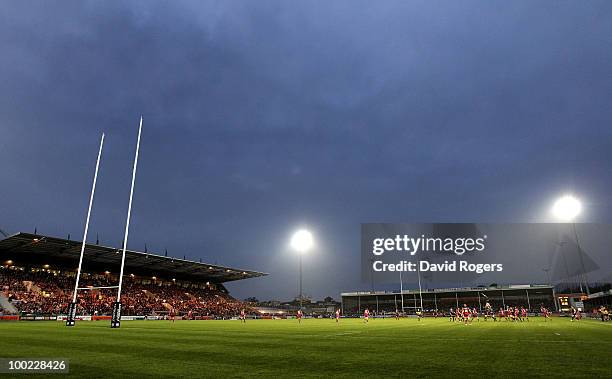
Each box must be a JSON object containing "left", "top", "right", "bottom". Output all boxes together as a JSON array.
[{"left": 1, "top": 317, "right": 611, "bottom": 378}]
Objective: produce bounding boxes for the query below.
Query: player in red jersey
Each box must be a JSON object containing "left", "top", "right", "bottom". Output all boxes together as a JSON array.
[
  {"left": 169, "top": 308, "right": 176, "bottom": 323},
  {"left": 297, "top": 309, "right": 303, "bottom": 324},
  {"left": 514, "top": 307, "right": 519, "bottom": 322},
  {"left": 240, "top": 308, "right": 246, "bottom": 323},
  {"left": 499, "top": 307, "right": 505, "bottom": 321},
  {"left": 520, "top": 306, "right": 528, "bottom": 322},
  {"left": 462, "top": 305, "right": 470, "bottom": 325},
  {"left": 335, "top": 309, "right": 340, "bottom": 323},
  {"left": 364, "top": 308, "right": 370, "bottom": 323}
]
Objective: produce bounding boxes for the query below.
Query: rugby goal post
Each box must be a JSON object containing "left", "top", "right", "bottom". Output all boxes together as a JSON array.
[
  {"left": 66, "top": 133, "right": 105, "bottom": 327},
  {"left": 111, "top": 116, "right": 143, "bottom": 328},
  {"left": 67, "top": 117, "right": 143, "bottom": 328}
]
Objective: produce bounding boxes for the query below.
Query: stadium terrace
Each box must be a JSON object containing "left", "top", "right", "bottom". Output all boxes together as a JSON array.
[
  {"left": 0, "top": 232, "right": 267, "bottom": 319},
  {"left": 341, "top": 285, "right": 556, "bottom": 316}
]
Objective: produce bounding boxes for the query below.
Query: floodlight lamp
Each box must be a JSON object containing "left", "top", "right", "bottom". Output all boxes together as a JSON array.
[
  {"left": 291, "top": 229, "right": 313, "bottom": 253},
  {"left": 552, "top": 195, "right": 582, "bottom": 221}
]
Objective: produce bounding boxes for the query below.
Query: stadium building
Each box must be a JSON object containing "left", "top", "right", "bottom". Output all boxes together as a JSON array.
[
  {"left": 585, "top": 290, "right": 612, "bottom": 311},
  {"left": 341, "top": 285, "right": 556, "bottom": 315},
  {"left": 0, "top": 232, "right": 267, "bottom": 319}
]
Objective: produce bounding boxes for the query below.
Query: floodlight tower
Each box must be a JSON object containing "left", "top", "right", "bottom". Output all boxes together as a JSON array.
[
  {"left": 551, "top": 194, "right": 589, "bottom": 295},
  {"left": 291, "top": 229, "right": 313, "bottom": 310}
]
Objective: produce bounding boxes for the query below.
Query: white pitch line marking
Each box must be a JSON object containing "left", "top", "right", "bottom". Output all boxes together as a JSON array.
[{"left": 332, "top": 331, "right": 361, "bottom": 336}]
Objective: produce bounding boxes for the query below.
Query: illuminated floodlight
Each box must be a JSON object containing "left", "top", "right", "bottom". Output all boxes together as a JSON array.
[
  {"left": 290, "top": 229, "right": 313, "bottom": 253},
  {"left": 552, "top": 195, "right": 582, "bottom": 221}
]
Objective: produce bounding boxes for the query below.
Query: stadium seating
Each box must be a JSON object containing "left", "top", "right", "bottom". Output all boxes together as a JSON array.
[{"left": 0, "top": 266, "right": 251, "bottom": 317}]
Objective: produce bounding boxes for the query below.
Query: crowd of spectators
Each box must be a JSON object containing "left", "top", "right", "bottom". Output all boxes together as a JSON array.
[{"left": 0, "top": 266, "right": 250, "bottom": 317}]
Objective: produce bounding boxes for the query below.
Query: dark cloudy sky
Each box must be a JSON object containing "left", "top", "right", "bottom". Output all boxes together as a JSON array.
[{"left": 1, "top": 1, "right": 611, "bottom": 301}]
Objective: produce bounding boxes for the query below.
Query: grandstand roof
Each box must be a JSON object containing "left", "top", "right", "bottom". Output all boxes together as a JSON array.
[
  {"left": 341, "top": 284, "right": 554, "bottom": 297},
  {"left": 0, "top": 232, "right": 267, "bottom": 283}
]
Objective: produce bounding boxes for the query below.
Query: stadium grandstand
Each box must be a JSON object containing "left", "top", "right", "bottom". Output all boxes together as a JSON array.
[
  {"left": 341, "top": 285, "right": 556, "bottom": 316},
  {"left": 585, "top": 288, "right": 612, "bottom": 313},
  {"left": 0, "top": 232, "right": 267, "bottom": 319}
]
